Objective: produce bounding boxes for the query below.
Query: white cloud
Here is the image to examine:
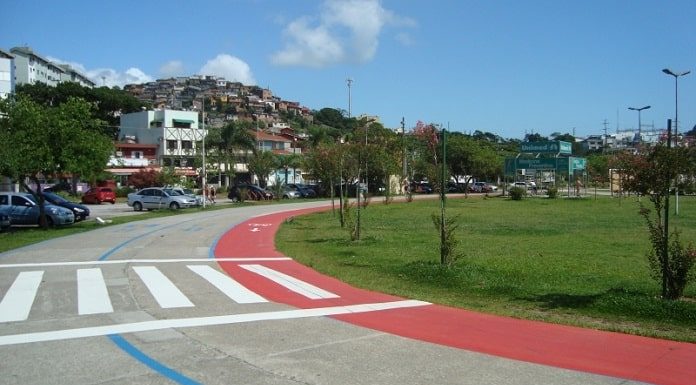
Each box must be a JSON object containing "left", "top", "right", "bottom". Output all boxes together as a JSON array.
[
  {"left": 46, "top": 56, "right": 153, "bottom": 88},
  {"left": 395, "top": 32, "right": 415, "bottom": 47},
  {"left": 271, "top": 0, "right": 415, "bottom": 67},
  {"left": 159, "top": 60, "right": 185, "bottom": 77},
  {"left": 272, "top": 17, "right": 344, "bottom": 68},
  {"left": 199, "top": 54, "right": 256, "bottom": 85}
]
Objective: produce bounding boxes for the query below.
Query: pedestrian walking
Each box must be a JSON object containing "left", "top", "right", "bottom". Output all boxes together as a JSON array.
[{"left": 209, "top": 185, "right": 216, "bottom": 204}]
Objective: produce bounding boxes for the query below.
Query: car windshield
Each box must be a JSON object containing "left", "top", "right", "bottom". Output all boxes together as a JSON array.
[
  {"left": 24, "top": 194, "right": 38, "bottom": 204},
  {"left": 163, "top": 189, "right": 183, "bottom": 196},
  {"left": 43, "top": 192, "right": 67, "bottom": 203}
]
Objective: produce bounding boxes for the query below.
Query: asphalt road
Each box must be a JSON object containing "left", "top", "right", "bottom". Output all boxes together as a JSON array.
[{"left": 0, "top": 199, "right": 661, "bottom": 385}]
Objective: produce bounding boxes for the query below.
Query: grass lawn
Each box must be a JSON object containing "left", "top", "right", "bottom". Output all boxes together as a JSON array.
[{"left": 276, "top": 194, "right": 696, "bottom": 342}]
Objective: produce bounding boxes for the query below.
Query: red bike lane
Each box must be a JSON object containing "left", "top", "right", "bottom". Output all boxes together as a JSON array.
[{"left": 214, "top": 207, "right": 695, "bottom": 385}]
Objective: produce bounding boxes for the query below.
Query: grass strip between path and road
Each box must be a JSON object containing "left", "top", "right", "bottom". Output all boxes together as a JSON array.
[
  {"left": 276, "top": 194, "right": 696, "bottom": 343},
  {"left": 0, "top": 200, "right": 258, "bottom": 253}
]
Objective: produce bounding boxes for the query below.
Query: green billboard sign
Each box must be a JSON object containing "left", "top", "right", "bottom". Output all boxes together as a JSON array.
[
  {"left": 520, "top": 141, "right": 572, "bottom": 155},
  {"left": 504, "top": 156, "right": 586, "bottom": 175}
]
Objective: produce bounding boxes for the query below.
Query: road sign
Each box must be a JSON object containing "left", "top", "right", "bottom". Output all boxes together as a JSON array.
[{"left": 520, "top": 141, "right": 572, "bottom": 155}]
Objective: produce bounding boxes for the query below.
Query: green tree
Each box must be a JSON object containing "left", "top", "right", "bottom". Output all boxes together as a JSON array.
[
  {"left": 0, "top": 96, "right": 113, "bottom": 228},
  {"left": 17, "top": 82, "right": 147, "bottom": 139},
  {"left": 614, "top": 143, "right": 695, "bottom": 300},
  {"left": 205, "top": 122, "right": 255, "bottom": 186},
  {"left": 248, "top": 150, "right": 277, "bottom": 188}
]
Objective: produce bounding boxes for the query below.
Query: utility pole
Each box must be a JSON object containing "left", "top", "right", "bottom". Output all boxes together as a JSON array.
[
  {"left": 401, "top": 117, "right": 407, "bottom": 182},
  {"left": 602, "top": 119, "right": 609, "bottom": 154}
]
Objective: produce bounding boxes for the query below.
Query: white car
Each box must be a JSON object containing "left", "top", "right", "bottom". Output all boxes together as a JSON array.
[{"left": 127, "top": 187, "right": 199, "bottom": 211}]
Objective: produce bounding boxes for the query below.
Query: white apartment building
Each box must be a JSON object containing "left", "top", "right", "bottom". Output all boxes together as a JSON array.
[
  {"left": 0, "top": 49, "right": 14, "bottom": 99},
  {"left": 9, "top": 46, "right": 95, "bottom": 88},
  {"left": 57, "top": 64, "right": 95, "bottom": 87},
  {"left": 119, "top": 109, "right": 205, "bottom": 173}
]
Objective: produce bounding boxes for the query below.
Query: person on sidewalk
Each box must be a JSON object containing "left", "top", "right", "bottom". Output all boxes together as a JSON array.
[{"left": 209, "top": 185, "right": 216, "bottom": 204}]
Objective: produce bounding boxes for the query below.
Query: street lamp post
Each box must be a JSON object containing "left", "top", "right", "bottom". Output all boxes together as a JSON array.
[
  {"left": 662, "top": 68, "right": 690, "bottom": 215},
  {"left": 628, "top": 105, "right": 650, "bottom": 147},
  {"left": 201, "top": 98, "right": 207, "bottom": 209}
]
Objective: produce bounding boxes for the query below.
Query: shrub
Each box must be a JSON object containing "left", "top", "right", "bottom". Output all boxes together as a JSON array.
[
  {"left": 509, "top": 186, "right": 526, "bottom": 200},
  {"left": 431, "top": 213, "right": 464, "bottom": 267},
  {"left": 547, "top": 186, "right": 558, "bottom": 199},
  {"left": 116, "top": 186, "right": 134, "bottom": 198}
]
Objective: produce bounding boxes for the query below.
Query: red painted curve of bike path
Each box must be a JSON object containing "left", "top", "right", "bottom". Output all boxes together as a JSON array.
[{"left": 214, "top": 206, "right": 695, "bottom": 385}]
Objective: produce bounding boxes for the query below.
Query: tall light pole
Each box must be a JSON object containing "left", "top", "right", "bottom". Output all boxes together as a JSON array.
[
  {"left": 346, "top": 78, "right": 353, "bottom": 118},
  {"left": 628, "top": 105, "right": 650, "bottom": 146},
  {"left": 201, "top": 97, "right": 207, "bottom": 209},
  {"left": 662, "top": 69, "right": 690, "bottom": 140},
  {"left": 662, "top": 68, "right": 690, "bottom": 215}
]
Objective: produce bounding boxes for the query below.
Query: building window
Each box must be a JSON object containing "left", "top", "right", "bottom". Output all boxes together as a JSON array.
[
  {"left": 181, "top": 140, "right": 193, "bottom": 150},
  {"left": 150, "top": 121, "right": 163, "bottom": 128},
  {"left": 132, "top": 151, "right": 143, "bottom": 159},
  {"left": 167, "top": 140, "right": 178, "bottom": 150},
  {"left": 172, "top": 120, "right": 192, "bottom": 128}
]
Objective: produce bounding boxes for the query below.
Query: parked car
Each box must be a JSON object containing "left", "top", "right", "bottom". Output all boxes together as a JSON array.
[
  {"left": 81, "top": 187, "right": 116, "bottom": 204},
  {"left": 127, "top": 187, "right": 198, "bottom": 211},
  {"left": 164, "top": 187, "right": 203, "bottom": 206},
  {"left": 286, "top": 183, "right": 317, "bottom": 198},
  {"left": 472, "top": 182, "right": 497, "bottom": 193},
  {"left": 0, "top": 213, "right": 10, "bottom": 231},
  {"left": 40, "top": 191, "right": 90, "bottom": 221},
  {"left": 410, "top": 182, "right": 433, "bottom": 194},
  {"left": 0, "top": 192, "right": 75, "bottom": 227},
  {"left": 280, "top": 186, "right": 301, "bottom": 199},
  {"left": 227, "top": 184, "right": 274, "bottom": 201}
]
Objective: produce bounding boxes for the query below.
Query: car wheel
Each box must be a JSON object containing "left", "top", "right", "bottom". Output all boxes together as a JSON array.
[
  {"left": 133, "top": 202, "right": 143, "bottom": 211},
  {"left": 110, "top": 200, "right": 115, "bottom": 204},
  {"left": 45, "top": 216, "right": 55, "bottom": 227},
  {"left": 169, "top": 202, "right": 180, "bottom": 210}
]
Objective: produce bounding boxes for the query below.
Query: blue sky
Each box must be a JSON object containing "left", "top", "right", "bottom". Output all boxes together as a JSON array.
[{"left": 2, "top": 0, "right": 695, "bottom": 139}]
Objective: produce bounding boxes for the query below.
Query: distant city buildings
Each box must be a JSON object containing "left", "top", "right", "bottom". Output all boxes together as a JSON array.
[
  {"left": 9, "top": 46, "right": 95, "bottom": 88},
  {"left": 0, "top": 49, "right": 14, "bottom": 99}
]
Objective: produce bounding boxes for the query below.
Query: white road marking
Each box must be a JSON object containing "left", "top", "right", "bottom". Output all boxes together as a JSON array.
[
  {"left": 187, "top": 265, "right": 267, "bottom": 304},
  {"left": 132, "top": 266, "right": 194, "bottom": 308},
  {"left": 0, "top": 271, "right": 44, "bottom": 322},
  {"left": 240, "top": 264, "right": 340, "bottom": 299},
  {"left": 77, "top": 268, "right": 114, "bottom": 315},
  {"left": 0, "top": 300, "right": 431, "bottom": 346},
  {"left": 0, "top": 257, "right": 292, "bottom": 269}
]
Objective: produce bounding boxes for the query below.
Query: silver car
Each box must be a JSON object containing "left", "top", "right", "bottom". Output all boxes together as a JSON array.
[
  {"left": 127, "top": 187, "right": 199, "bottom": 211},
  {"left": 0, "top": 192, "right": 75, "bottom": 226}
]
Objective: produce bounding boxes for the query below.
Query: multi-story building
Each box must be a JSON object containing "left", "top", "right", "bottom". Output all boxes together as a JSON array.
[
  {"left": 119, "top": 109, "right": 204, "bottom": 177},
  {"left": 105, "top": 142, "right": 159, "bottom": 187},
  {"left": 56, "top": 64, "right": 95, "bottom": 88},
  {"left": 9, "top": 46, "right": 94, "bottom": 88},
  {"left": 0, "top": 49, "right": 14, "bottom": 99}
]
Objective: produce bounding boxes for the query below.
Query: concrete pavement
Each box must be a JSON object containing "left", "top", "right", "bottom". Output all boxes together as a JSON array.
[{"left": 0, "top": 199, "right": 690, "bottom": 385}]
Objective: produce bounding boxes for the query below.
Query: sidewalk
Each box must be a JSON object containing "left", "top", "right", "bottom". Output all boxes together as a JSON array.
[{"left": 213, "top": 206, "right": 695, "bottom": 385}]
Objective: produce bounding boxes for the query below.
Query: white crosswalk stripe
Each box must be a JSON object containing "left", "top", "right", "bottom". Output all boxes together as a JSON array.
[
  {"left": 0, "top": 262, "right": 341, "bottom": 323},
  {"left": 0, "top": 271, "right": 44, "bottom": 322},
  {"left": 187, "top": 265, "right": 268, "bottom": 304},
  {"left": 132, "top": 266, "right": 194, "bottom": 308},
  {"left": 240, "top": 264, "right": 340, "bottom": 299},
  {"left": 77, "top": 268, "right": 114, "bottom": 315}
]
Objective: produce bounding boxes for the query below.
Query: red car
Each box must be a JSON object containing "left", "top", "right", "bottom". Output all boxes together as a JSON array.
[{"left": 81, "top": 187, "right": 116, "bottom": 204}]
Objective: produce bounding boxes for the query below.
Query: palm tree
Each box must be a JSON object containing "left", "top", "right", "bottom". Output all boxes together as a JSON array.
[{"left": 208, "top": 121, "right": 255, "bottom": 185}]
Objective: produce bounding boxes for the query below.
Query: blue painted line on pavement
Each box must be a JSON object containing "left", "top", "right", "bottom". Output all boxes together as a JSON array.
[
  {"left": 98, "top": 224, "right": 171, "bottom": 261},
  {"left": 107, "top": 334, "right": 202, "bottom": 385},
  {"left": 208, "top": 219, "right": 246, "bottom": 259}
]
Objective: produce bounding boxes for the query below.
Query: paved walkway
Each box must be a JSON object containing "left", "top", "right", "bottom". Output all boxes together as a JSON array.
[{"left": 213, "top": 206, "right": 695, "bottom": 385}]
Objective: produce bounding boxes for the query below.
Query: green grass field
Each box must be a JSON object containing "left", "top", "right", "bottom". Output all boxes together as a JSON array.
[{"left": 276, "top": 194, "right": 696, "bottom": 342}]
